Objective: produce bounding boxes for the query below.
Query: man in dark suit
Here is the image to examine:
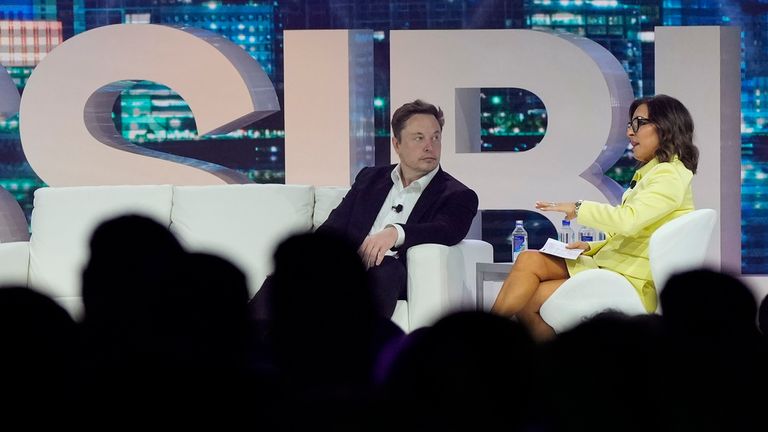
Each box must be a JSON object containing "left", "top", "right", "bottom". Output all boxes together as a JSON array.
[
  {"left": 249, "top": 100, "right": 478, "bottom": 322},
  {"left": 315, "top": 99, "right": 479, "bottom": 317}
]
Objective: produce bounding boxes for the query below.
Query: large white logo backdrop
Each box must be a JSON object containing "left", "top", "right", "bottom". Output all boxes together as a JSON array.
[{"left": 6, "top": 25, "right": 762, "bottom": 295}]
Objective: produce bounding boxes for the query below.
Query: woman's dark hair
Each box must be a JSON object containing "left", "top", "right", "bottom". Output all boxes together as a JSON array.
[{"left": 630, "top": 94, "right": 699, "bottom": 173}]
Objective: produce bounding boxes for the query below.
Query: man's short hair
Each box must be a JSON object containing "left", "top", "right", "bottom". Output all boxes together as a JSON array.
[{"left": 391, "top": 99, "right": 445, "bottom": 141}]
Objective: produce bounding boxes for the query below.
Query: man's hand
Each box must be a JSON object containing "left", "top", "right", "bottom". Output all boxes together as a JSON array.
[{"left": 359, "top": 226, "right": 398, "bottom": 269}]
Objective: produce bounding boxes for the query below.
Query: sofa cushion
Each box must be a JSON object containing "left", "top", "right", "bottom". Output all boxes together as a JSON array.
[
  {"left": 170, "top": 184, "right": 314, "bottom": 297},
  {"left": 28, "top": 185, "right": 174, "bottom": 313},
  {"left": 313, "top": 186, "right": 349, "bottom": 230}
]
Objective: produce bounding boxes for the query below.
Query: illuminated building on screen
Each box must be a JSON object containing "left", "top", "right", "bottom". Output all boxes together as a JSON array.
[
  {"left": 0, "top": 17, "right": 62, "bottom": 215},
  {"left": 0, "top": 19, "right": 62, "bottom": 86},
  {"left": 0, "top": 19, "right": 62, "bottom": 66}
]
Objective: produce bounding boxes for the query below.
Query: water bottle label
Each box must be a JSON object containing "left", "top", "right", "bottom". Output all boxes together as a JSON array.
[
  {"left": 580, "top": 234, "right": 593, "bottom": 242},
  {"left": 513, "top": 234, "right": 527, "bottom": 252}
]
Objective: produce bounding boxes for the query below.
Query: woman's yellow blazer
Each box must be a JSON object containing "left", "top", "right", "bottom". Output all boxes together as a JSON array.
[{"left": 568, "top": 156, "right": 695, "bottom": 312}]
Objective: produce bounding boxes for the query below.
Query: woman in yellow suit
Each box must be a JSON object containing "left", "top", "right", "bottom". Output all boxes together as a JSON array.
[{"left": 492, "top": 94, "right": 699, "bottom": 341}]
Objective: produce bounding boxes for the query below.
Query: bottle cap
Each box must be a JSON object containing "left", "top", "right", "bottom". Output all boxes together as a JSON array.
[{"left": 562, "top": 219, "right": 570, "bottom": 226}]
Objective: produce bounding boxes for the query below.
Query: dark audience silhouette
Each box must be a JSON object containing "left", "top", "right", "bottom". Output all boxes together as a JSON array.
[
  {"left": 659, "top": 269, "right": 768, "bottom": 431},
  {"left": 758, "top": 294, "right": 768, "bottom": 341},
  {"left": 78, "top": 215, "right": 259, "bottom": 420},
  {"left": 0, "top": 286, "right": 80, "bottom": 411},
  {"left": 537, "top": 311, "right": 666, "bottom": 432},
  {"left": 265, "top": 230, "right": 389, "bottom": 430},
  {"left": 2, "top": 213, "right": 767, "bottom": 430},
  {"left": 175, "top": 252, "right": 252, "bottom": 370},
  {"left": 377, "top": 311, "right": 536, "bottom": 431},
  {"left": 80, "top": 215, "right": 187, "bottom": 371}
]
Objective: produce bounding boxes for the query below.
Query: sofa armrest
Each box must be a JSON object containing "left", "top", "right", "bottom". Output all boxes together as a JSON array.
[
  {"left": 0, "top": 241, "right": 30, "bottom": 287},
  {"left": 406, "top": 239, "right": 493, "bottom": 331},
  {"left": 457, "top": 239, "right": 495, "bottom": 300}
]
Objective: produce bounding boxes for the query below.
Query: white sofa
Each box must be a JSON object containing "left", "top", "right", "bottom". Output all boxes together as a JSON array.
[{"left": 0, "top": 184, "right": 493, "bottom": 332}]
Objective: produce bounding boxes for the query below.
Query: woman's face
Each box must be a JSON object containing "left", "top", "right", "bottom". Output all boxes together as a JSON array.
[{"left": 627, "top": 103, "right": 660, "bottom": 163}]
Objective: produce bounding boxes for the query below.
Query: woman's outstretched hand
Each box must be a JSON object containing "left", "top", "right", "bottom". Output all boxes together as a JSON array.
[
  {"left": 565, "top": 241, "right": 591, "bottom": 252},
  {"left": 535, "top": 201, "right": 578, "bottom": 220}
]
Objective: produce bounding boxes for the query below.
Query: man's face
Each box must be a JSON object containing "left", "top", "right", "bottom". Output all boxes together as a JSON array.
[{"left": 393, "top": 113, "right": 442, "bottom": 182}]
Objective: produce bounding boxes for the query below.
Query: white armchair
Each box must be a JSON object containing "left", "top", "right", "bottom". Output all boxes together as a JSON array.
[
  {"left": 539, "top": 209, "right": 718, "bottom": 333},
  {"left": 404, "top": 239, "right": 493, "bottom": 331}
]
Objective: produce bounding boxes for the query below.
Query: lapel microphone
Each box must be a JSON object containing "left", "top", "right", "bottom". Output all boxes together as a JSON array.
[
  {"left": 392, "top": 204, "right": 403, "bottom": 213},
  {"left": 629, "top": 180, "right": 637, "bottom": 189}
]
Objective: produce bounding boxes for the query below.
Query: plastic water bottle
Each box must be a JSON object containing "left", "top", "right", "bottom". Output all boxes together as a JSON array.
[
  {"left": 511, "top": 220, "right": 528, "bottom": 262},
  {"left": 558, "top": 219, "right": 575, "bottom": 244},
  {"left": 579, "top": 225, "right": 595, "bottom": 242},
  {"left": 597, "top": 230, "right": 606, "bottom": 241}
]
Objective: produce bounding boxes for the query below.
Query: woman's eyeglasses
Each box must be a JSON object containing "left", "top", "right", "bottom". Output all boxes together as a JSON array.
[{"left": 627, "top": 116, "right": 653, "bottom": 133}]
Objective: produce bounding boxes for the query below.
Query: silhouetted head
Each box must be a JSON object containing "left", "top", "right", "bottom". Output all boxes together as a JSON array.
[
  {"left": 82, "top": 214, "right": 185, "bottom": 314},
  {"left": 176, "top": 252, "right": 251, "bottom": 369},
  {"left": 270, "top": 230, "right": 376, "bottom": 385},
  {"left": 0, "top": 286, "right": 79, "bottom": 406},
  {"left": 660, "top": 269, "right": 757, "bottom": 340},
  {"left": 81, "top": 214, "right": 187, "bottom": 365},
  {"left": 380, "top": 311, "right": 535, "bottom": 430},
  {"left": 539, "top": 311, "right": 665, "bottom": 432},
  {"left": 759, "top": 295, "right": 768, "bottom": 337},
  {"left": 660, "top": 270, "right": 767, "bottom": 431},
  {"left": 0, "top": 286, "right": 78, "bottom": 366}
]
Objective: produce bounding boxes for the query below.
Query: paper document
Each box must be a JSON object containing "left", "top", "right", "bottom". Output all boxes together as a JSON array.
[{"left": 539, "top": 238, "right": 584, "bottom": 260}]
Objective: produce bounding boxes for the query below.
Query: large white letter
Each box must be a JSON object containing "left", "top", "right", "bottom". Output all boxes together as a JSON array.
[
  {"left": 655, "top": 26, "right": 741, "bottom": 272},
  {"left": 19, "top": 24, "right": 279, "bottom": 186},
  {"left": 283, "top": 30, "right": 374, "bottom": 186}
]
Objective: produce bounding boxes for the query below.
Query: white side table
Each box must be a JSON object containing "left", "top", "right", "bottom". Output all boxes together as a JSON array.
[{"left": 475, "top": 262, "right": 513, "bottom": 310}]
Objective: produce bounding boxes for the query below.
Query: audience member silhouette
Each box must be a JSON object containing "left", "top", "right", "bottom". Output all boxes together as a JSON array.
[
  {"left": 14, "top": 213, "right": 768, "bottom": 430},
  {"left": 172, "top": 252, "right": 251, "bottom": 369},
  {"left": 537, "top": 311, "right": 666, "bottom": 432},
  {"left": 659, "top": 269, "right": 767, "bottom": 431},
  {"left": 80, "top": 214, "right": 217, "bottom": 417},
  {"left": 758, "top": 294, "right": 768, "bottom": 341},
  {"left": 80, "top": 215, "right": 187, "bottom": 370},
  {"left": 173, "top": 251, "right": 268, "bottom": 419},
  {"left": 267, "top": 230, "right": 383, "bottom": 430},
  {"left": 377, "top": 311, "right": 536, "bottom": 431},
  {"left": 0, "top": 286, "right": 80, "bottom": 410}
]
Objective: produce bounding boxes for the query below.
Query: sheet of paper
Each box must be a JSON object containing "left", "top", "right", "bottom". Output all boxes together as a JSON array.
[{"left": 539, "top": 238, "right": 584, "bottom": 260}]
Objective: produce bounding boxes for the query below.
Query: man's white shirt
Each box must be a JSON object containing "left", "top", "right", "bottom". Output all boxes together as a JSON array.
[{"left": 367, "top": 164, "right": 440, "bottom": 257}]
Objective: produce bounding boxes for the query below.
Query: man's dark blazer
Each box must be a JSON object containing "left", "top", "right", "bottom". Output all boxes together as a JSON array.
[{"left": 316, "top": 164, "right": 479, "bottom": 260}]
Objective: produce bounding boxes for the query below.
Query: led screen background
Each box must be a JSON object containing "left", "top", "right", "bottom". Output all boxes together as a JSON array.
[{"left": 0, "top": 0, "right": 765, "bottom": 272}]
